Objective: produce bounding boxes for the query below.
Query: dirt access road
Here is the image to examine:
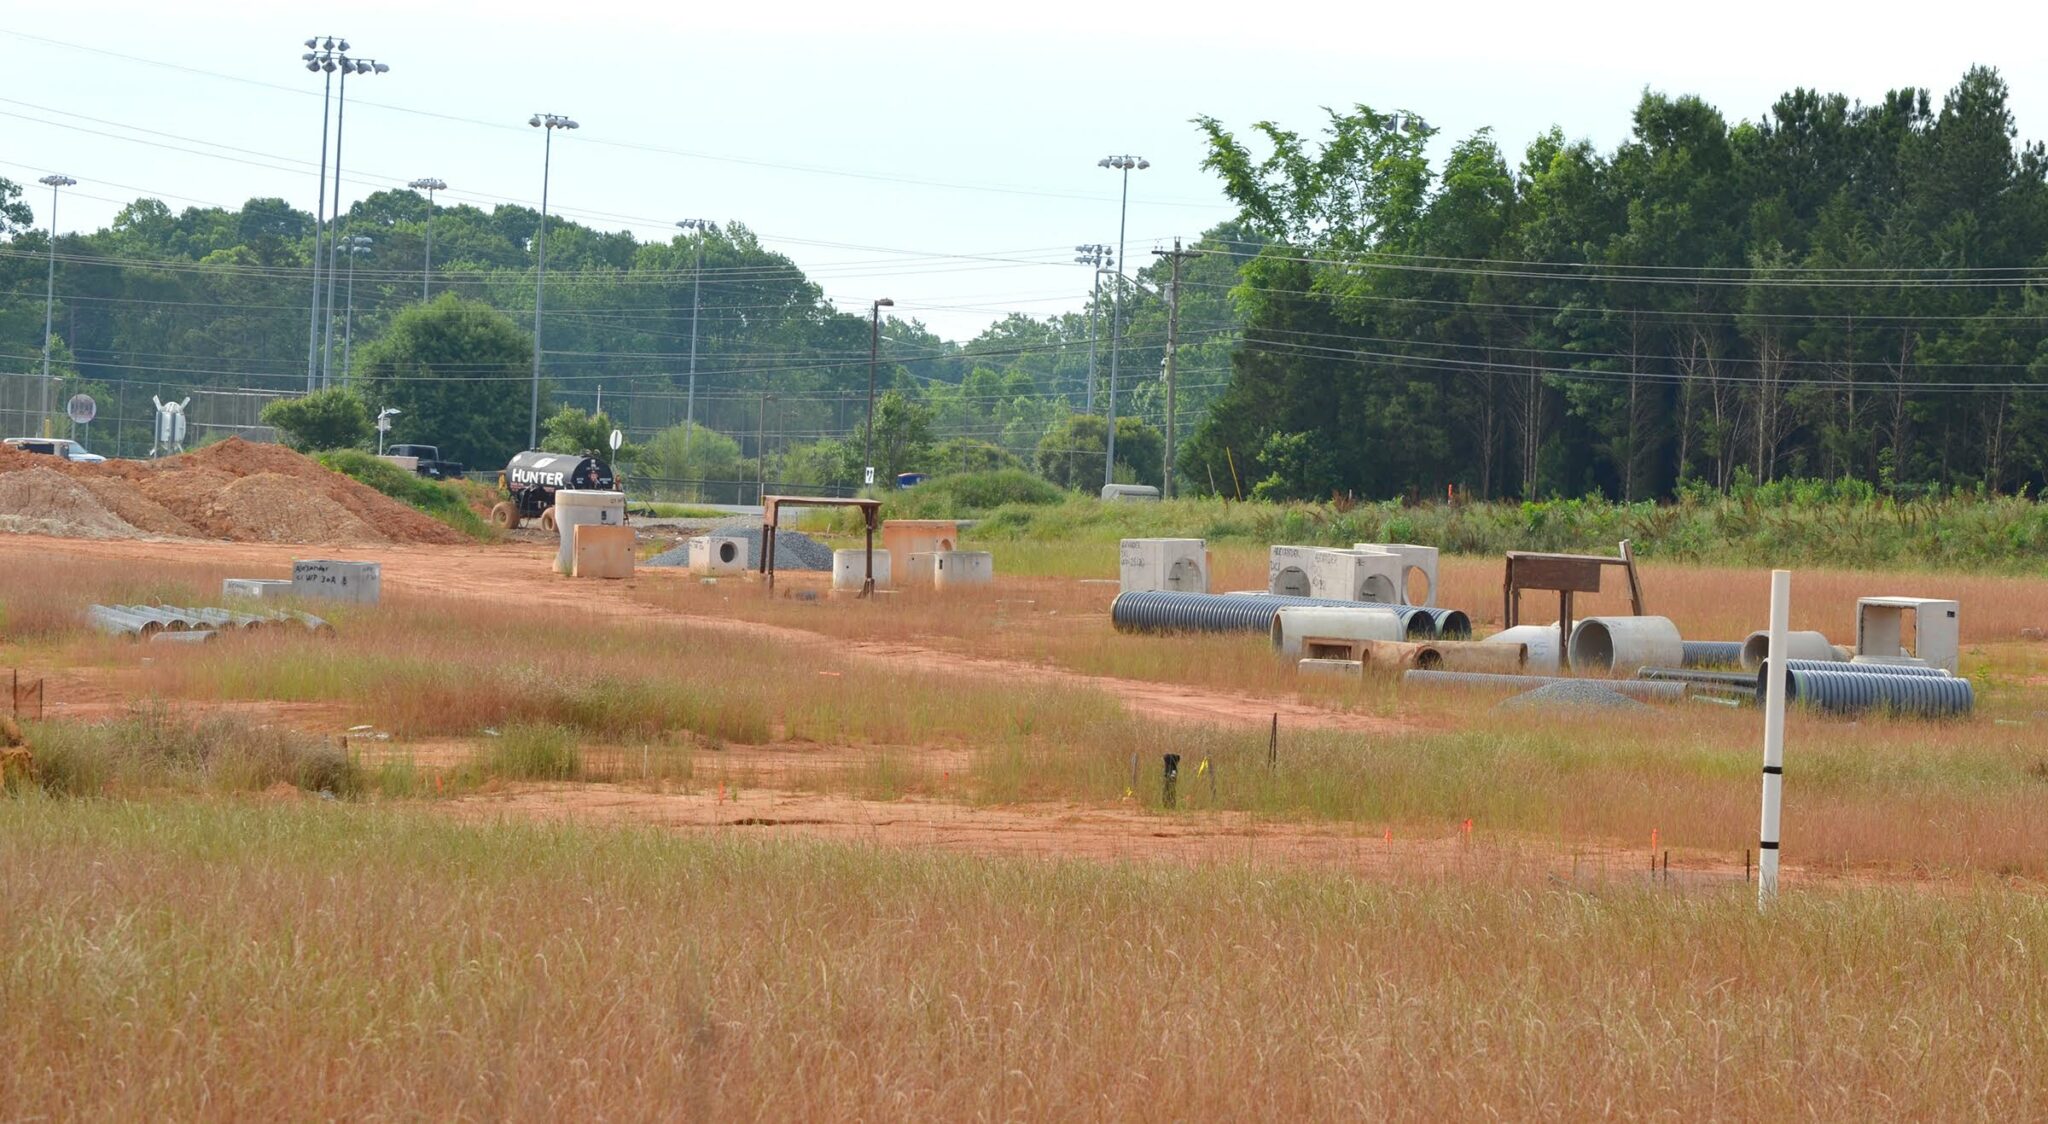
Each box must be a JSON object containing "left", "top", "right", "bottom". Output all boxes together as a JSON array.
[{"left": 0, "top": 534, "right": 1405, "bottom": 737}]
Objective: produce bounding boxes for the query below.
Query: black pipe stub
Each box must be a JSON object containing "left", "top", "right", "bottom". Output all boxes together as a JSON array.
[{"left": 1162, "top": 753, "right": 1181, "bottom": 809}]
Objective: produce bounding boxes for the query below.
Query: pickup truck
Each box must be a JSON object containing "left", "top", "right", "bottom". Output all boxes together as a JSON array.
[
  {"left": 382, "top": 443, "right": 465, "bottom": 480},
  {"left": 3, "top": 437, "right": 106, "bottom": 464}
]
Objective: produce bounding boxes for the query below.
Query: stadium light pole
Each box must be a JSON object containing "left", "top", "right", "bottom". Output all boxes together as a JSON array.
[
  {"left": 1074, "top": 244, "right": 1111, "bottom": 412},
  {"left": 865, "top": 298, "right": 895, "bottom": 486},
  {"left": 342, "top": 235, "right": 373, "bottom": 381},
  {"left": 320, "top": 49, "right": 390, "bottom": 389},
  {"left": 529, "top": 112, "right": 578, "bottom": 448},
  {"left": 38, "top": 174, "right": 77, "bottom": 431},
  {"left": 676, "top": 218, "right": 715, "bottom": 464},
  {"left": 300, "top": 37, "right": 343, "bottom": 393},
  {"left": 408, "top": 177, "right": 447, "bottom": 300},
  {"left": 1097, "top": 155, "right": 1148, "bottom": 489}
]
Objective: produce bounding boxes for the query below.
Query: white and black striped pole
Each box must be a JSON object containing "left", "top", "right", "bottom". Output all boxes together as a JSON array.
[{"left": 1758, "top": 569, "right": 1791, "bottom": 907}]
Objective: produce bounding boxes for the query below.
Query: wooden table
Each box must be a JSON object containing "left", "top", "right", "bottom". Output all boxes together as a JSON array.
[
  {"left": 1502, "top": 540, "right": 1643, "bottom": 659},
  {"left": 759, "top": 496, "right": 884, "bottom": 596}
]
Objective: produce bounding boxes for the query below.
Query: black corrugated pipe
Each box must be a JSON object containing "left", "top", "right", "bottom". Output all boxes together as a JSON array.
[
  {"left": 1110, "top": 591, "right": 1470, "bottom": 639},
  {"left": 1778, "top": 658, "right": 1949, "bottom": 677},
  {"left": 1756, "top": 662, "right": 1974, "bottom": 717},
  {"left": 1680, "top": 640, "right": 1744, "bottom": 667}
]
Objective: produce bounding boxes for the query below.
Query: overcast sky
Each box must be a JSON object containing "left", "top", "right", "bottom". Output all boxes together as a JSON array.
[{"left": 5, "top": 0, "right": 2041, "bottom": 340}]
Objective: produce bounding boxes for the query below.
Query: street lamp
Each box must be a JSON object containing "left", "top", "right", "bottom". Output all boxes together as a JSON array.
[
  {"left": 300, "top": 37, "right": 344, "bottom": 392},
  {"left": 1074, "top": 243, "right": 1112, "bottom": 412},
  {"left": 37, "top": 174, "right": 77, "bottom": 432},
  {"left": 376, "top": 407, "right": 401, "bottom": 455},
  {"left": 1096, "top": 155, "right": 1148, "bottom": 489},
  {"left": 318, "top": 46, "right": 390, "bottom": 389},
  {"left": 867, "top": 297, "right": 894, "bottom": 487},
  {"left": 408, "top": 177, "right": 447, "bottom": 300},
  {"left": 675, "top": 218, "right": 716, "bottom": 466},
  {"left": 342, "top": 235, "right": 373, "bottom": 381},
  {"left": 529, "top": 112, "right": 579, "bottom": 448}
]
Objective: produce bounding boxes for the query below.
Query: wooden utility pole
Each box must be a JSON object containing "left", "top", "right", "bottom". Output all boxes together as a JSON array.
[{"left": 1153, "top": 238, "right": 1195, "bottom": 498}]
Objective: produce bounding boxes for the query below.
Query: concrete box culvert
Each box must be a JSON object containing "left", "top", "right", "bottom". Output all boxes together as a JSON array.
[
  {"left": 1119, "top": 538, "right": 1208, "bottom": 594},
  {"left": 1567, "top": 615, "right": 1683, "bottom": 674},
  {"left": 832, "top": 548, "right": 891, "bottom": 591},
  {"left": 1354, "top": 542, "right": 1440, "bottom": 607},
  {"left": 1739, "top": 629, "right": 1839, "bottom": 670},
  {"left": 687, "top": 535, "right": 750, "bottom": 575},
  {"left": 1271, "top": 606, "right": 1410, "bottom": 658},
  {"left": 1267, "top": 545, "right": 1318, "bottom": 597},
  {"left": 1308, "top": 549, "right": 1403, "bottom": 604}
]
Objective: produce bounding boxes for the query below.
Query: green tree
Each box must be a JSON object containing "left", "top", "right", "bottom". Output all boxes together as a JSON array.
[
  {"left": 853, "top": 390, "right": 935, "bottom": 484},
  {"left": 352, "top": 293, "right": 531, "bottom": 471},
  {"left": 928, "top": 438, "right": 1023, "bottom": 476},
  {"left": 1035, "top": 414, "right": 1163, "bottom": 490},
  {"left": 260, "top": 387, "right": 373, "bottom": 452},
  {"left": 540, "top": 405, "right": 637, "bottom": 465},
  {"left": 638, "top": 421, "right": 743, "bottom": 486}
]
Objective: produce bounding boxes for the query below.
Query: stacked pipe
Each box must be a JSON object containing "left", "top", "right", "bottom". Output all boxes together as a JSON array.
[
  {"left": 87, "top": 605, "right": 336, "bottom": 641},
  {"left": 1756, "top": 658, "right": 1971, "bottom": 717},
  {"left": 1113, "top": 591, "right": 1471, "bottom": 640}
]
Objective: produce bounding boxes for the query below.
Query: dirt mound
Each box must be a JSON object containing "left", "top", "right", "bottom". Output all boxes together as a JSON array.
[
  {"left": 0, "top": 467, "right": 143, "bottom": 539},
  {"left": 202, "top": 473, "right": 386, "bottom": 544},
  {"left": 0, "top": 438, "right": 466, "bottom": 546}
]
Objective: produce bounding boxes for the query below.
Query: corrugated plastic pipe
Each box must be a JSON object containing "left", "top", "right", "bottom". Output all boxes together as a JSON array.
[
  {"left": 1681, "top": 640, "right": 1744, "bottom": 667},
  {"left": 1756, "top": 663, "right": 1973, "bottom": 717},
  {"left": 1778, "top": 658, "right": 1949, "bottom": 678},
  {"left": 1113, "top": 591, "right": 1470, "bottom": 639}
]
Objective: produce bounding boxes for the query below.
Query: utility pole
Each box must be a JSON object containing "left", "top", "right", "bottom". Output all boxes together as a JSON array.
[
  {"left": 1074, "top": 244, "right": 1111, "bottom": 412},
  {"left": 1153, "top": 238, "right": 1193, "bottom": 499},
  {"left": 756, "top": 392, "right": 774, "bottom": 506},
  {"left": 676, "top": 218, "right": 715, "bottom": 468},
  {"left": 1097, "top": 155, "right": 1149, "bottom": 489}
]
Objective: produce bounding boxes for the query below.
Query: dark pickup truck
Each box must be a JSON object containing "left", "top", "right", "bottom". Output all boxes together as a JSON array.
[{"left": 383, "top": 444, "right": 465, "bottom": 480}]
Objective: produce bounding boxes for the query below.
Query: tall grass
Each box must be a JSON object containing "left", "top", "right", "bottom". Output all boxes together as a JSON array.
[
  {"left": 316, "top": 449, "right": 496, "bottom": 540},
  {"left": 22, "top": 706, "right": 359, "bottom": 797},
  {"left": 5, "top": 799, "right": 2047, "bottom": 1119}
]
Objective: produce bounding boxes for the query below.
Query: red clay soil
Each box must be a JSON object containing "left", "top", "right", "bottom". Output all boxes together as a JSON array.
[{"left": 0, "top": 439, "right": 464, "bottom": 546}]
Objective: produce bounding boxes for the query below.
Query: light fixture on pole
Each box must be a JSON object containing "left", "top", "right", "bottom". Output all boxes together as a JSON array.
[
  {"left": 37, "top": 174, "right": 77, "bottom": 433},
  {"left": 866, "top": 297, "right": 894, "bottom": 487},
  {"left": 528, "top": 112, "right": 578, "bottom": 448},
  {"left": 1074, "top": 243, "right": 1111, "bottom": 413},
  {"left": 300, "top": 37, "right": 344, "bottom": 393},
  {"left": 1096, "top": 154, "right": 1148, "bottom": 489},
  {"left": 675, "top": 218, "right": 716, "bottom": 467},
  {"left": 342, "top": 235, "right": 373, "bottom": 381},
  {"left": 319, "top": 48, "right": 391, "bottom": 389},
  {"left": 408, "top": 177, "right": 447, "bottom": 300},
  {"left": 376, "top": 407, "right": 401, "bottom": 455}
]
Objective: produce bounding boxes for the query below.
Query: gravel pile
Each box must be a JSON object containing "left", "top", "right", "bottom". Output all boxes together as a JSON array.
[
  {"left": 646, "top": 525, "right": 836, "bottom": 571},
  {"left": 1495, "top": 680, "right": 1653, "bottom": 713}
]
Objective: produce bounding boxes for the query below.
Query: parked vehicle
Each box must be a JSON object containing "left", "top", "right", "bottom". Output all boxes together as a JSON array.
[
  {"left": 3, "top": 437, "right": 106, "bottom": 464},
  {"left": 493, "top": 450, "right": 615, "bottom": 530},
  {"left": 382, "top": 443, "right": 465, "bottom": 480}
]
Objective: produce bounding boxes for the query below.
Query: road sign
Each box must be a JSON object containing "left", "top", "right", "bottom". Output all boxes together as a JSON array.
[
  {"left": 864, "top": 466, "right": 876, "bottom": 486},
  {"left": 66, "top": 394, "right": 97, "bottom": 425},
  {"left": 609, "top": 428, "right": 624, "bottom": 452}
]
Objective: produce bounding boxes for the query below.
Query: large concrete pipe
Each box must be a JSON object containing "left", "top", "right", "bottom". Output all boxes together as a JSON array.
[
  {"left": 1271, "top": 606, "right": 1414, "bottom": 657},
  {"left": 1756, "top": 664, "right": 1974, "bottom": 717},
  {"left": 1568, "top": 615, "right": 1684, "bottom": 674},
  {"left": 1483, "top": 624, "right": 1562, "bottom": 674},
  {"left": 1740, "top": 629, "right": 1840, "bottom": 670},
  {"left": 1401, "top": 669, "right": 1687, "bottom": 702},
  {"left": 1113, "top": 591, "right": 1470, "bottom": 639}
]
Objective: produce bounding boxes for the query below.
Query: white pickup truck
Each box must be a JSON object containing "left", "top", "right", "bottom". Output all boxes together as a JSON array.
[{"left": 3, "top": 437, "right": 105, "bottom": 464}]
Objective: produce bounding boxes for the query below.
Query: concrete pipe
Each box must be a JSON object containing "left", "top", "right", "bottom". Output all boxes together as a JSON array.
[
  {"left": 1483, "top": 625, "right": 1562, "bottom": 674},
  {"left": 87, "top": 604, "right": 161, "bottom": 640},
  {"left": 148, "top": 630, "right": 218, "bottom": 645},
  {"left": 1401, "top": 669, "right": 1687, "bottom": 702},
  {"left": 1434, "top": 640, "right": 1527, "bottom": 673},
  {"left": 1568, "top": 615, "right": 1683, "bottom": 674},
  {"left": 1271, "top": 606, "right": 1412, "bottom": 657},
  {"left": 1740, "top": 629, "right": 1839, "bottom": 670}
]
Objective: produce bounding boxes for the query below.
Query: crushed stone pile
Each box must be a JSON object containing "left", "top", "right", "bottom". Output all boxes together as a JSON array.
[
  {"left": 0, "top": 438, "right": 466, "bottom": 546},
  {"left": 646, "top": 524, "right": 836, "bottom": 571},
  {"left": 1495, "top": 680, "right": 1654, "bottom": 713}
]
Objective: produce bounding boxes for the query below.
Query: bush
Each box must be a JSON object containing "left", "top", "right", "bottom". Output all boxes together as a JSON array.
[
  {"left": 317, "top": 449, "right": 494, "bottom": 540},
  {"left": 261, "top": 387, "right": 372, "bottom": 452},
  {"left": 894, "top": 469, "right": 1064, "bottom": 516},
  {"left": 25, "top": 708, "right": 364, "bottom": 797}
]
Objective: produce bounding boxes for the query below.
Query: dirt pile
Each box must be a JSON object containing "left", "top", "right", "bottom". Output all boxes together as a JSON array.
[{"left": 0, "top": 438, "right": 468, "bottom": 546}]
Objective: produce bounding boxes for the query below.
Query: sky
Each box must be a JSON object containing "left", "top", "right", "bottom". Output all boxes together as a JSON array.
[{"left": 3, "top": 0, "right": 2042, "bottom": 341}]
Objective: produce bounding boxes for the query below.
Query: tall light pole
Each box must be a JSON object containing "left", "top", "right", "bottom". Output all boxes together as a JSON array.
[
  {"left": 320, "top": 49, "right": 390, "bottom": 389},
  {"left": 1074, "top": 244, "right": 1111, "bottom": 412},
  {"left": 342, "top": 235, "right": 373, "bottom": 381},
  {"left": 408, "top": 177, "right": 446, "bottom": 300},
  {"left": 866, "top": 297, "right": 895, "bottom": 486},
  {"left": 675, "top": 218, "right": 715, "bottom": 465},
  {"left": 38, "top": 174, "right": 77, "bottom": 431},
  {"left": 301, "top": 37, "right": 343, "bottom": 393},
  {"left": 529, "top": 112, "right": 579, "bottom": 448},
  {"left": 1097, "top": 154, "right": 1148, "bottom": 488}
]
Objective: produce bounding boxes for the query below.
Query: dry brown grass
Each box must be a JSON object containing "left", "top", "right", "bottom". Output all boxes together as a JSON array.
[{"left": 5, "top": 799, "right": 2047, "bottom": 1120}]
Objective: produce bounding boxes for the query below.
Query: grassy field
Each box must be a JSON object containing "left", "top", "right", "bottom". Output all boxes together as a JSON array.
[{"left": 5, "top": 799, "right": 2046, "bottom": 1119}]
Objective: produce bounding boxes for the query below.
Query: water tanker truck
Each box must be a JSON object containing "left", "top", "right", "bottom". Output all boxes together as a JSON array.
[{"left": 492, "top": 450, "right": 616, "bottom": 530}]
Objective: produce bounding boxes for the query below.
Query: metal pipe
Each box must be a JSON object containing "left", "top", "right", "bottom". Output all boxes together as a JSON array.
[
  {"left": 1680, "top": 640, "right": 1744, "bottom": 667},
  {"left": 87, "top": 605, "right": 161, "bottom": 639},
  {"left": 1399, "top": 669, "right": 1686, "bottom": 702},
  {"left": 1112, "top": 590, "right": 1469, "bottom": 639}
]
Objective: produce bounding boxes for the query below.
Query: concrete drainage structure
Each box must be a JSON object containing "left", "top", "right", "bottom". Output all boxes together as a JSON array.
[
  {"left": 550, "top": 490, "right": 626, "bottom": 576},
  {"left": 1354, "top": 542, "right": 1439, "bottom": 607},
  {"left": 832, "top": 548, "right": 891, "bottom": 592},
  {"left": 688, "top": 535, "right": 750, "bottom": 575},
  {"left": 292, "top": 560, "right": 381, "bottom": 604},
  {"left": 1267, "top": 545, "right": 1317, "bottom": 596},
  {"left": 1119, "top": 538, "right": 1208, "bottom": 594},
  {"left": 1740, "top": 629, "right": 1844, "bottom": 670},
  {"left": 1567, "top": 615, "right": 1684, "bottom": 674},
  {"left": 932, "top": 551, "right": 994, "bottom": 589},
  {"left": 1308, "top": 548, "right": 1403, "bottom": 604},
  {"left": 1856, "top": 597, "right": 1960, "bottom": 674},
  {"left": 1270, "top": 606, "right": 1413, "bottom": 658}
]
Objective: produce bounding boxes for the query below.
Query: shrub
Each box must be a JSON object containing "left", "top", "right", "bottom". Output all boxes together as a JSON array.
[{"left": 317, "top": 450, "right": 495, "bottom": 540}]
